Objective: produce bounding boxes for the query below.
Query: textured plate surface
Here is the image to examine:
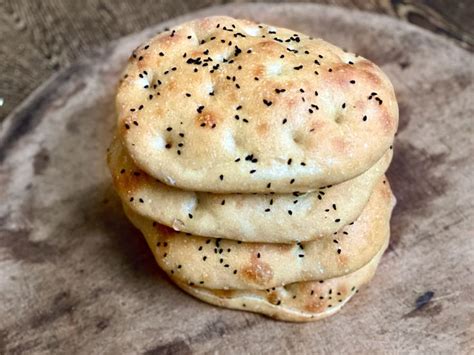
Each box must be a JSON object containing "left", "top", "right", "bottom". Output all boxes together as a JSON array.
[{"left": 0, "top": 3, "right": 473, "bottom": 354}]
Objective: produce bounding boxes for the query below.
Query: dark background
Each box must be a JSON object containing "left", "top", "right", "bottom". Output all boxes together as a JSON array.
[{"left": 0, "top": 0, "right": 472, "bottom": 121}]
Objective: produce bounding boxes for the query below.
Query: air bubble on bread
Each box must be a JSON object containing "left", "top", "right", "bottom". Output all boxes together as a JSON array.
[
  {"left": 266, "top": 62, "right": 283, "bottom": 76},
  {"left": 136, "top": 76, "right": 150, "bottom": 88},
  {"left": 221, "top": 130, "right": 237, "bottom": 153},
  {"left": 150, "top": 135, "right": 166, "bottom": 150},
  {"left": 243, "top": 26, "right": 261, "bottom": 37}
]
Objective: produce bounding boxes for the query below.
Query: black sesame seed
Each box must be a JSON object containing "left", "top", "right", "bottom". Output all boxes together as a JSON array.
[
  {"left": 219, "top": 174, "right": 224, "bottom": 181},
  {"left": 350, "top": 80, "right": 356, "bottom": 84},
  {"left": 188, "top": 213, "right": 193, "bottom": 219}
]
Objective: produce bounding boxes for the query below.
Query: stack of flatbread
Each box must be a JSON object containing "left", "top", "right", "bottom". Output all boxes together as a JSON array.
[{"left": 108, "top": 16, "right": 398, "bottom": 322}]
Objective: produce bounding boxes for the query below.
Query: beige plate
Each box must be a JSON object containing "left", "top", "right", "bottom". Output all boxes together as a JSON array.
[{"left": 0, "top": 3, "right": 472, "bottom": 354}]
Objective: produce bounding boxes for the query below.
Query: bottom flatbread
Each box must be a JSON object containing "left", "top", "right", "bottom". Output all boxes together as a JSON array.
[{"left": 174, "top": 240, "right": 387, "bottom": 322}]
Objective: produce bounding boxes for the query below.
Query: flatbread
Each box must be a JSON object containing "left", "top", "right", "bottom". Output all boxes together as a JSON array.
[
  {"left": 123, "top": 178, "right": 394, "bottom": 289},
  {"left": 175, "top": 238, "right": 387, "bottom": 322},
  {"left": 116, "top": 16, "right": 398, "bottom": 193},
  {"left": 108, "top": 136, "right": 392, "bottom": 242}
]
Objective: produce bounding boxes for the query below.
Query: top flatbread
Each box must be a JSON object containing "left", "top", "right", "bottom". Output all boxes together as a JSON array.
[{"left": 116, "top": 16, "right": 398, "bottom": 193}]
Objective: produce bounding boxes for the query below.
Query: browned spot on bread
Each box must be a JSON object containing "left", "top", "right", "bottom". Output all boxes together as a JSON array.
[
  {"left": 337, "top": 254, "right": 349, "bottom": 265},
  {"left": 379, "top": 108, "right": 396, "bottom": 135},
  {"left": 304, "top": 298, "right": 326, "bottom": 313},
  {"left": 210, "top": 289, "right": 234, "bottom": 298},
  {"left": 196, "top": 111, "right": 219, "bottom": 128},
  {"left": 154, "top": 223, "right": 175, "bottom": 237},
  {"left": 267, "top": 290, "right": 280, "bottom": 305},
  {"left": 257, "top": 122, "right": 269, "bottom": 136},
  {"left": 253, "top": 65, "right": 265, "bottom": 77},
  {"left": 284, "top": 97, "right": 298, "bottom": 109},
  {"left": 331, "top": 137, "right": 349, "bottom": 154},
  {"left": 241, "top": 251, "right": 274, "bottom": 286},
  {"left": 112, "top": 168, "right": 144, "bottom": 195},
  {"left": 258, "top": 40, "right": 282, "bottom": 53}
]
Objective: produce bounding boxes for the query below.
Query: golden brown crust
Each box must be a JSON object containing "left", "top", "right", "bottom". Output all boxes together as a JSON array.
[
  {"left": 174, "top": 240, "right": 386, "bottom": 322},
  {"left": 108, "top": 136, "right": 392, "bottom": 242},
  {"left": 123, "top": 177, "right": 394, "bottom": 290},
  {"left": 116, "top": 16, "right": 398, "bottom": 193}
]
